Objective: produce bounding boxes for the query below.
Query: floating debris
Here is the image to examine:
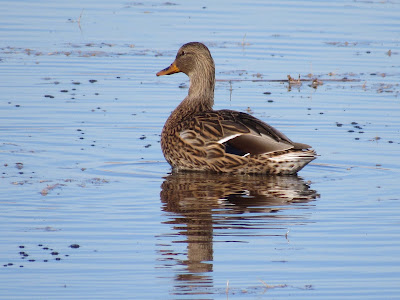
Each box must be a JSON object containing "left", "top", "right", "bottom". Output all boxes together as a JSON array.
[
  {"left": 310, "top": 78, "right": 323, "bottom": 88},
  {"left": 3, "top": 243, "right": 82, "bottom": 268},
  {"left": 40, "top": 183, "right": 64, "bottom": 196},
  {"left": 287, "top": 74, "right": 302, "bottom": 86}
]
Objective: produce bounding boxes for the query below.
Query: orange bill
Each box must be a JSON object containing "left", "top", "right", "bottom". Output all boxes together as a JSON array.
[{"left": 156, "top": 63, "right": 180, "bottom": 76}]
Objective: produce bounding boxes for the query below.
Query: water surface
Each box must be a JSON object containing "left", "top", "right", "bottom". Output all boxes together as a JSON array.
[{"left": 1, "top": 0, "right": 400, "bottom": 299}]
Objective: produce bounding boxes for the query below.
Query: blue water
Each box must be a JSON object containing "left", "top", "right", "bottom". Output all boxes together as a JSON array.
[{"left": 1, "top": 0, "right": 400, "bottom": 299}]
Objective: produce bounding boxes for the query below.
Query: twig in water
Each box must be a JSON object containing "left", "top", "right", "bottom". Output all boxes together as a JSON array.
[
  {"left": 259, "top": 279, "right": 287, "bottom": 290},
  {"left": 229, "top": 80, "right": 233, "bottom": 102},
  {"left": 240, "top": 33, "right": 251, "bottom": 48},
  {"left": 259, "top": 279, "right": 273, "bottom": 289},
  {"left": 77, "top": 9, "right": 84, "bottom": 31}
]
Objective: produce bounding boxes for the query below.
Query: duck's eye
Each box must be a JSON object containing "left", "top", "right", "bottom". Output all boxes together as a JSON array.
[{"left": 180, "top": 51, "right": 185, "bottom": 56}]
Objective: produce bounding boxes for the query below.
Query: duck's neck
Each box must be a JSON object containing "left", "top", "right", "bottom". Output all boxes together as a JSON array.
[
  {"left": 187, "top": 67, "right": 215, "bottom": 110},
  {"left": 166, "top": 66, "right": 215, "bottom": 127}
]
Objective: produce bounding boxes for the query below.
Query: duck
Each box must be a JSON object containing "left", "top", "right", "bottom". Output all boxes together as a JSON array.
[{"left": 156, "top": 42, "right": 316, "bottom": 175}]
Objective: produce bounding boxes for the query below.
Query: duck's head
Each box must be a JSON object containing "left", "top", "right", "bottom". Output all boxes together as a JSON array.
[{"left": 156, "top": 42, "right": 214, "bottom": 78}]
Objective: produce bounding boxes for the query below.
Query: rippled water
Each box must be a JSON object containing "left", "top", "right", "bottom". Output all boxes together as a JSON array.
[{"left": 1, "top": 0, "right": 400, "bottom": 299}]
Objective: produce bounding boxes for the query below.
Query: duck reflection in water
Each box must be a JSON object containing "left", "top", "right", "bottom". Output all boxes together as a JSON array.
[{"left": 158, "top": 172, "right": 319, "bottom": 294}]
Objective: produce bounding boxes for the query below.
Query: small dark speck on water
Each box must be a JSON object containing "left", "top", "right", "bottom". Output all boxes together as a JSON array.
[
  {"left": 72, "top": 81, "right": 81, "bottom": 85},
  {"left": 348, "top": 130, "right": 354, "bottom": 133},
  {"left": 267, "top": 100, "right": 274, "bottom": 103},
  {"left": 60, "top": 90, "right": 68, "bottom": 93},
  {"left": 19, "top": 246, "right": 25, "bottom": 249},
  {"left": 144, "top": 144, "right": 151, "bottom": 148},
  {"left": 263, "top": 92, "right": 271, "bottom": 95},
  {"left": 89, "top": 79, "right": 97, "bottom": 83},
  {"left": 44, "top": 95, "right": 54, "bottom": 98}
]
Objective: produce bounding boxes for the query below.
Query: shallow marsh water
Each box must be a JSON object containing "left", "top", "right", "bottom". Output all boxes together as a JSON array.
[{"left": 1, "top": 0, "right": 400, "bottom": 299}]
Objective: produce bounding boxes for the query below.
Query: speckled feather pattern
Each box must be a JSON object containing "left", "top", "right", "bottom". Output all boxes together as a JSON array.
[{"left": 161, "top": 110, "right": 316, "bottom": 175}]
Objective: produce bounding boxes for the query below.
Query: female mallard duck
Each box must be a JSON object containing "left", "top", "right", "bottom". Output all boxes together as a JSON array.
[{"left": 157, "top": 42, "right": 316, "bottom": 175}]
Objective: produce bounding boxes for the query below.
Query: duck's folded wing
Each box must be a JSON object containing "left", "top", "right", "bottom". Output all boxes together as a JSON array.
[{"left": 179, "top": 110, "right": 310, "bottom": 157}]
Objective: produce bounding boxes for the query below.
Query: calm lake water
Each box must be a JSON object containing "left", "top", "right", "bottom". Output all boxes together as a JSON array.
[{"left": 1, "top": 0, "right": 400, "bottom": 299}]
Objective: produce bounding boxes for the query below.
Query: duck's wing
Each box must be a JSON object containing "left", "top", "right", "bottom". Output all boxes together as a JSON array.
[{"left": 180, "top": 110, "right": 311, "bottom": 158}]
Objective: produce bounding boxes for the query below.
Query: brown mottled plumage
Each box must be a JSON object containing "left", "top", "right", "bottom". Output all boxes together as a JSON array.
[{"left": 157, "top": 42, "right": 316, "bottom": 175}]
